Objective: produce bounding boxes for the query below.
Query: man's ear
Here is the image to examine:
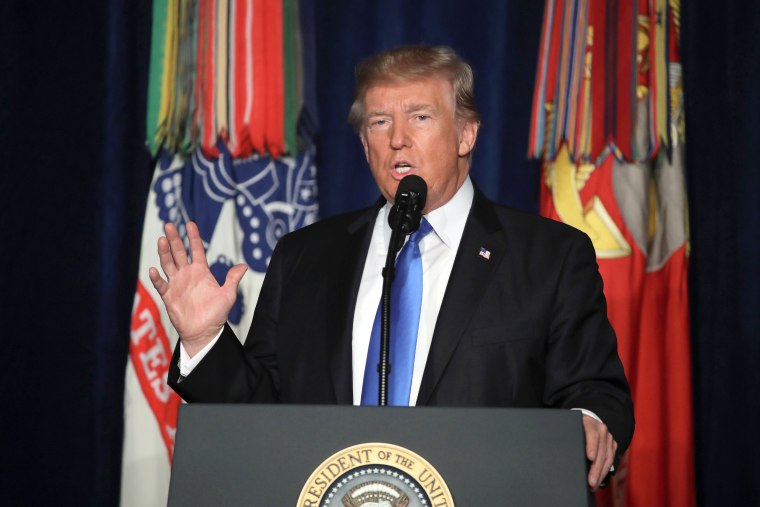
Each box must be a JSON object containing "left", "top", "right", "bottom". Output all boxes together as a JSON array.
[
  {"left": 360, "top": 133, "right": 370, "bottom": 162},
  {"left": 458, "top": 119, "right": 479, "bottom": 157}
]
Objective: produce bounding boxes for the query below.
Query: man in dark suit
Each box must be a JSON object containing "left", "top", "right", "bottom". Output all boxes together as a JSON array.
[{"left": 150, "top": 45, "right": 633, "bottom": 490}]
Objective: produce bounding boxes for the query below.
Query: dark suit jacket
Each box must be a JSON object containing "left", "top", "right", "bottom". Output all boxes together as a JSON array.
[{"left": 169, "top": 188, "right": 634, "bottom": 454}]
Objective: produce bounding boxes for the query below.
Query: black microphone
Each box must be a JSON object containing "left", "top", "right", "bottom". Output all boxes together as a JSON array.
[{"left": 388, "top": 175, "right": 428, "bottom": 253}]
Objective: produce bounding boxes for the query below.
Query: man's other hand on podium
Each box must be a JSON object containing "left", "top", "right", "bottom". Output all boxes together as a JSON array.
[{"left": 583, "top": 414, "right": 618, "bottom": 491}]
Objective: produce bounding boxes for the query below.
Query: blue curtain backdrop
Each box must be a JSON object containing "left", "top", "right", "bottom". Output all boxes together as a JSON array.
[
  {"left": 0, "top": 1, "right": 758, "bottom": 505},
  {"left": 682, "top": 3, "right": 760, "bottom": 506}
]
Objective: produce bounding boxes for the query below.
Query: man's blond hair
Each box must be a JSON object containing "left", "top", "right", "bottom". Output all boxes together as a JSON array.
[{"left": 348, "top": 45, "right": 481, "bottom": 132}]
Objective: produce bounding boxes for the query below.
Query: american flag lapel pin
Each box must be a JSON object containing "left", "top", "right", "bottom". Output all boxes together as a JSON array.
[{"left": 478, "top": 247, "right": 491, "bottom": 260}]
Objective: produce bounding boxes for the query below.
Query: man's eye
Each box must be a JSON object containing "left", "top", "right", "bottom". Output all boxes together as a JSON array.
[
  {"left": 416, "top": 115, "right": 429, "bottom": 121},
  {"left": 371, "top": 119, "right": 388, "bottom": 127}
]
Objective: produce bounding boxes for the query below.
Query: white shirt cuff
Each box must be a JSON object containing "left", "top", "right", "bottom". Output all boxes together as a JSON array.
[
  {"left": 178, "top": 328, "right": 224, "bottom": 376},
  {"left": 572, "top": 407, "right": 602, "bottom": 423}
]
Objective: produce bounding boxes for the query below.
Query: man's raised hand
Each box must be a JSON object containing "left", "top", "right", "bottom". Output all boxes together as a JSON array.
[{"left": 148, "top": 221, "right": 248, "bottom": 356}]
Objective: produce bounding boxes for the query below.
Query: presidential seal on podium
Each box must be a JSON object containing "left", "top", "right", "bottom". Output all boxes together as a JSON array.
[{"left": 297, "top": 442, "right": 454, "bottom": 507}]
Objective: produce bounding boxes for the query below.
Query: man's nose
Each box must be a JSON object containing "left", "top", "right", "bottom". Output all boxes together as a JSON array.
[{"left": 389, "top": 121, "right": 411, "bottom": 149}]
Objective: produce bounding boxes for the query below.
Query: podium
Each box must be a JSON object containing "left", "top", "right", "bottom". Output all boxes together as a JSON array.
[{"left": 168, "top": 404, "right": 593, "bottom": 506}]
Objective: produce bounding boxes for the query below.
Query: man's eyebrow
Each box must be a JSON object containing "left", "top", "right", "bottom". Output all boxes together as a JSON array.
[
  {"left": 365, "top": 104, "right": 436, "bottom": 118},
  {"left": 405, "top": 103, "right": 436, "bottom": 113}
]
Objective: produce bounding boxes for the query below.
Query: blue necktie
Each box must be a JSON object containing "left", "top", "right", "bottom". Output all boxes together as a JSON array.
[{"left": 362, "top": 219, "right": 434, "bottom": 406}]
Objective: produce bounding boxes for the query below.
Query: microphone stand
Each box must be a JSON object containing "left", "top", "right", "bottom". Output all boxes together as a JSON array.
[
  {"left": 377, "top": 199, "right": 424, "bottom": 405},
  {"left": 377, "top": 222, "right": 406, "bottom": 406}
]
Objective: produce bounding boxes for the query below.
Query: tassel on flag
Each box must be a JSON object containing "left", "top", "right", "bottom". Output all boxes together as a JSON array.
[
  {"left": 529, "top": 0, "right": 645, "bottom": 165},
  {"left": 194, "top": 0, "right": 217, "bottom": 157},
  {"left": 145, "top": 0, "right": 299, "bottom": 159},
  {"left": 214, "top": 0, "right": 230, "bottom": 143}
]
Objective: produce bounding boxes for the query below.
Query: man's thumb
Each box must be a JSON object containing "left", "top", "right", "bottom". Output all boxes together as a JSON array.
[{"left": 225, "top": 263, "right": 248, "bottom": 288}]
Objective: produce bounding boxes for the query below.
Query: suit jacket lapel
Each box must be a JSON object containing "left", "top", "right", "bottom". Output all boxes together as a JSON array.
[
  {"left": 325, "top": 202, "right": 381, "bottom": 404},
  {"left": 417, "top": 189, "right": 505, "bottom": 405}
]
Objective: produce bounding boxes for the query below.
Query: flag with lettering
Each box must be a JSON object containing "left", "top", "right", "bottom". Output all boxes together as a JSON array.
[
  {"left": 122, "top": 0, "right": 317, "bottom": 504},
  {"left": 121, "top": 147, "right": 317, "bottom": 505},
  {"left": 530, "top": 1, "right": 694, "bottom": 506}
]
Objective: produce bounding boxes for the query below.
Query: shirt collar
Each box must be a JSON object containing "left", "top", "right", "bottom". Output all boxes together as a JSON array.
[
  {"left": 424, "top": 176, "right": 473, "bottom": 249},
  {"left": 377, "top": 176, "right": 474, "bottom": 252}
]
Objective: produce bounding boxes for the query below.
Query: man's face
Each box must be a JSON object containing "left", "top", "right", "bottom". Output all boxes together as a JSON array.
[{"left": 360, "top": 76, "right": 478, "bottom": 213}]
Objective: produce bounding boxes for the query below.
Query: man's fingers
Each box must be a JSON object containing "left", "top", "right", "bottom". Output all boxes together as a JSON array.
[
  {"left": 186, "top": 221, "right": 209, "bottom": 267},
  {"left": 603, "top": 433, "right": 617, "bottom": 475},
  {"left": 157, "top": 236, "right": 178, "bottom": 278},
  {"left": 587, "top": 435, "right": 606, "bottom": 490},
  {"left": 585, "top": 428, "right": 599, "bottom": 462},
  {"left": 165, "top": 222, "right": 190, "bottom": 268},
  {"left": 149, "top": 267, "right": 168, "bottom": 296},
  {"left": 583, "top": 415, "right": 602, "bottom": 462}
]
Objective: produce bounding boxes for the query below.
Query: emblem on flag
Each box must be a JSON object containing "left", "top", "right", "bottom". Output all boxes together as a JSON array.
[{"left": 478, "top": 247, "right": 491, "bottom": 260}]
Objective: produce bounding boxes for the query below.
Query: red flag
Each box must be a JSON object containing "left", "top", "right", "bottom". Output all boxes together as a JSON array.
[{"left": 533, "top": 1, "right": 694, "bottom": 505}]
